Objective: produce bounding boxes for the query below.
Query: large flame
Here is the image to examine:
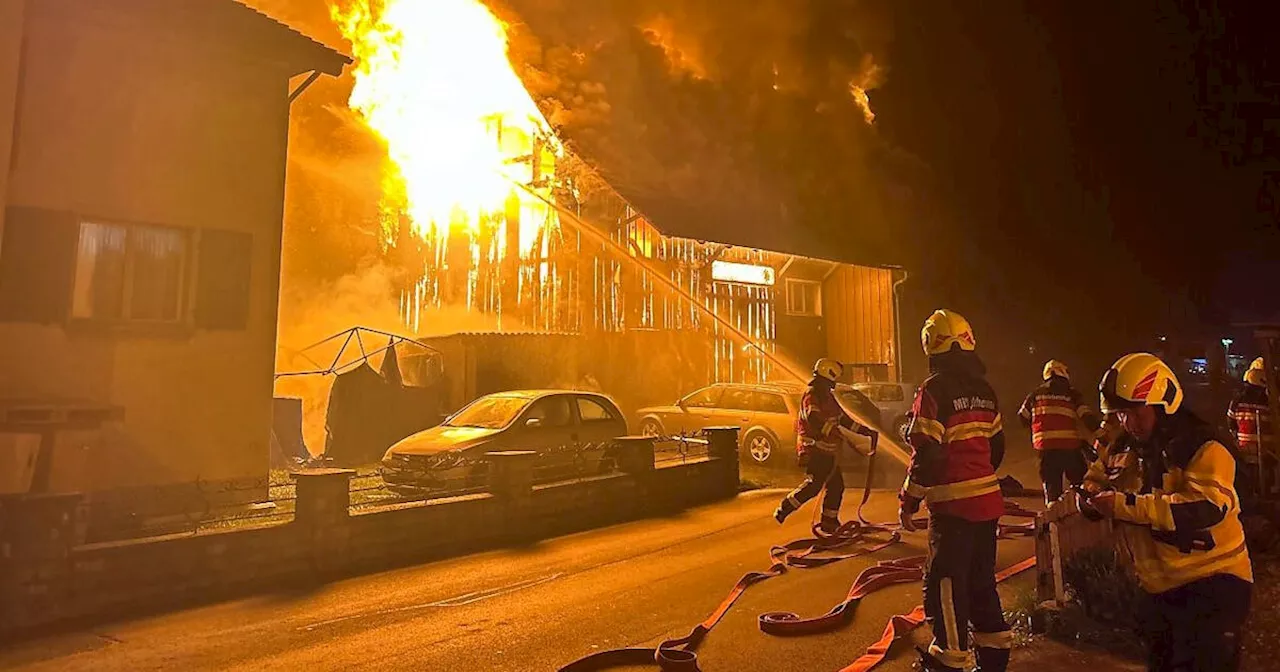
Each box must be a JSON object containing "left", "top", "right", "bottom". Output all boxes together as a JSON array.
[{"left": 332, "top": 0, "right": 558, "bottom": 252}]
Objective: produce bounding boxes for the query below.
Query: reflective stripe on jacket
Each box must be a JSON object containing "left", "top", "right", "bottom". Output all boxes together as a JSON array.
[
  {"left": 900, "top": 371, "right": 1005, "bottom": 521},
  {"left": 1109, "top": 438, "right": 1253, "bottom": 594},
  {"left": 796, "top": 385, "right": 844, "bottom": 455},
  {"left": 1018, "top": 379, "right": 1096, "bottom": 451},
  {"left": 1084, "top": 433, "right": 1143, "bottom": 495},
  {"left": 1229, "top": 385, "right": 1274, "bottom": 463}
]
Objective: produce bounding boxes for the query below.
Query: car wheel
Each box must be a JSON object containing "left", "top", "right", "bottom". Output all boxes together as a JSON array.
[
  {"left": 744, "top": 430, "right": 779, "bottom": 466},
  {"left": 639, "top": 418, "right": 664, "bottom": 438}
]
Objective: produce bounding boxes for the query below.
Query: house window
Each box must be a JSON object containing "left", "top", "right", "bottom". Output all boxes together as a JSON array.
[
  {"left": 785, "top": 278, "right": 821, "bottom": 317},
  {"left": 71, "top": 221, "right": 189, "bottom": 322}
]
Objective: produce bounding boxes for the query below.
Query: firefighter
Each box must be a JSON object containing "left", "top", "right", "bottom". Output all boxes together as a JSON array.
[
  {"left": 1082, "top": 411, "right": 1142, "bottom": 495},
  {"left": 774, "top": 358, "right": 872, "bottom": 533},
  {"left": 1092, "top": 353, "right": 1253, "bottom": 672},
  {"left": 1018, "top": 360, "right": 1102, "bottom": 504},
  {"left": 898, "top": 310, "right": 1011, "bottom": 672},
  {"left": 1229, "top": 359, "right": 1275, "bottom": 498}
]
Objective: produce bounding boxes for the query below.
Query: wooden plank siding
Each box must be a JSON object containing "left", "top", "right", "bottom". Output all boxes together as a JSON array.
[{"left": 823, "top": 265, "right": 897, "bottom": 381}]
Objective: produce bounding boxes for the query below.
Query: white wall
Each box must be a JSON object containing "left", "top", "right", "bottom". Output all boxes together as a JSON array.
[{"left": 0, "top": 1, "right": 293, "bottom": 491}]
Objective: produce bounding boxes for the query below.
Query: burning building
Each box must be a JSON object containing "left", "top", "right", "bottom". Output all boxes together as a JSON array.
[
  {"left": 0, "top": 0, "right": 347, "bottom": 518},
  {"left": 331, "top": 0, "right": 906, "bottom": 414}
]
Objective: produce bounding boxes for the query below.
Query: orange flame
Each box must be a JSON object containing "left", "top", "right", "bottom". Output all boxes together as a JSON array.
[{"left": 331, "top": 0, "right": 560, "bottom": 256}]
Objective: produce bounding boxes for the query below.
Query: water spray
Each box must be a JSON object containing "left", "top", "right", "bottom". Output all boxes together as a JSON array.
[{"left": 506, "top": 179, "right": 912, "bottom": 467}]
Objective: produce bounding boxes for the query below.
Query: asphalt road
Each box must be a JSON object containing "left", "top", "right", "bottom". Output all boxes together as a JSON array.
[{"left": 0, "top": 465, "right": 1044, "bottom": 672}]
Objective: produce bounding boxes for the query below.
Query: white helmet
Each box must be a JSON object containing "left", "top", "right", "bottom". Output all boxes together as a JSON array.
[
  {"left": 1099, "top": 353, "right": 1183, "bottom": 415},
  {"left": 1043, "top": 360, "right": 1070, "bottom": 381},
  {"left": 813, "top": 358, "right": 843, "bottom": 383},
  {"left": 921, "top": 309, "right": 976, "bottom": 355}
]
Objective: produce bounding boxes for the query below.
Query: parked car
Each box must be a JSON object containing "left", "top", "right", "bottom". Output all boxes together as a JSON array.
[
  {"left": 381, "top": 390, "right": 628, "bottom": 493},
  {"left": 635, "top": 382, "right": 882, "bottom": 466},
  {"left": 852, "top": 382, "right": 917, "bottom": 441}
]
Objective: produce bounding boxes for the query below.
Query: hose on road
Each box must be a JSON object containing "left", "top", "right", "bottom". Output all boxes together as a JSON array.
[{"left": 558, "top": 446, "right": 1039, "bottom": 672}]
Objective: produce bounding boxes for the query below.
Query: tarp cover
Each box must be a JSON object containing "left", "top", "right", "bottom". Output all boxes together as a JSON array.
[{"left": 323, "top": 347, "right": 446, "bottom": 467}]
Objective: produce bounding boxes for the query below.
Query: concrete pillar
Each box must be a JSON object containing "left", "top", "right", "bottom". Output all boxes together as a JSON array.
[
  {"left": 613, "top": 436, "right": 655, "bottom": 476},
  {"left": 488, "top": 451, "right": 536, "bottom": 500},
  {"left": 291, "top": 468, "right": 353, "bottom": 576},
  {"left": 0, "top": 492, "right": 83, "bottom": 632},
  {"left": 292, "top": 468, "right": 353, "bottom": 526},
  {"left": 704, "top": 426, "right": 740, "bottom": 495},
  {"left": 488, "top": 450, "right": 536, "bottom": 538}
]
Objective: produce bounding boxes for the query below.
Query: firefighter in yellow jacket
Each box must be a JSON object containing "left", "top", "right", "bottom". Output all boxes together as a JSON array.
[
  {"left": 1092, "top": 353, "right": 1252, "bottom": 671},
  {"left": 1082, "top": 411, "right": 1143, "bottom": 495}
]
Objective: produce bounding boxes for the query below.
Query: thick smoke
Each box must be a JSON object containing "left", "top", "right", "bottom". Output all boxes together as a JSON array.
[
  {"left": 274, "top": 262, "right": 510, "bottom": 455},
  {"left": 495, "top": 0, "right": 911, "bottom": 262}
]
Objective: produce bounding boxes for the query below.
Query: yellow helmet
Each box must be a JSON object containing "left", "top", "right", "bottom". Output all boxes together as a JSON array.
[
  {"left": 813, "top": 357, "right": 843, "bottom": 383},
  {"left": 1043, "top": 359, "right": 1070, "bottom": 381},
  {"left": 1251, "top": 357, "right": 1265, "bottom": 371},
  {"left": 1099, "top": 353, "right": 1183, "bottom": 415},
  {"left": 921, "top": 309, "right": 976, "bottom": 355},
  {"left": 1245, "top": 367, "right": 1267, "bottom": 387}
]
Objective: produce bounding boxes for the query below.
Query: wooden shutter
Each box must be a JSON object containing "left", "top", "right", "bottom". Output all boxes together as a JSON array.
[
  {"left": 195, "top": 229, "right": 253, "bottom": 330},
  {"left": 0, "top": 207, "right": 78, "bottom": 323}
]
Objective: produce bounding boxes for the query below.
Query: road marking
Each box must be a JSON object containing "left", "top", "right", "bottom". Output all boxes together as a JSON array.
[{"left": 298, "top": 573, "right": 564, "bottom": 632}]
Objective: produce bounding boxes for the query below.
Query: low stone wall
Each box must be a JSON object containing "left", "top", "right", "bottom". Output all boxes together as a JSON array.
[{"left": 0, "top": 429, "right": 740, "bottom": 638}]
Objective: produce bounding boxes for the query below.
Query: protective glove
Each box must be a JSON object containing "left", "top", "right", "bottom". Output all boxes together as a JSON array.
[{"left": 898, "top": 504, "right": 919, "bottom": 532}]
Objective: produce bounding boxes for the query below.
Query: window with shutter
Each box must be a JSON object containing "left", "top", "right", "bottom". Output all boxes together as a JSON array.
[
  {"left": 195, "top": 229, "right": 253, "bottom": 330},
  {"left": 0, "top": 207, "right": 78, "bottom": 323},
  {"left": 70, "top": 220, "right": 189, "bottom": 323}
]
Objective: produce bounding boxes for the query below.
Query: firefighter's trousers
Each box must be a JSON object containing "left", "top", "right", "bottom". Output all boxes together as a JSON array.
[
  {"left": 921, "top": 515, "right": 1011, "bottom": 672},
  {"left": 1141, "top": 573, "right": 1251, "bottom": 672},
  {"left": 779, "top": 450, "right": 844, "bottom": 520},
  {"left": 1038, "top": 447, "right": 1087, "bottom": 504}
]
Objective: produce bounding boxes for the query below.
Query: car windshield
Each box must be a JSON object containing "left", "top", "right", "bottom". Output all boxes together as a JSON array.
[{"left": 445, "top": 396, "right": 533, "bottom": 429}]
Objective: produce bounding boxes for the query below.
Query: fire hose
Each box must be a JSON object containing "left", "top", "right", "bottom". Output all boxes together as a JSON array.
[{"left": 558, "top": 444, "right": 1039, "bottom": 672}]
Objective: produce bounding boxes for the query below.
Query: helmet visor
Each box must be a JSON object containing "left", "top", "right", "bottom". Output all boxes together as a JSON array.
[{"left": 1099, "top": 367, "right": 1141, "bottom": 414}]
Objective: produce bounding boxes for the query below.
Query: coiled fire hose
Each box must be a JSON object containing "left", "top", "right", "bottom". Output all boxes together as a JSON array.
[{"left": 558, "top": 443, "right": 1038, "bottom": 672}]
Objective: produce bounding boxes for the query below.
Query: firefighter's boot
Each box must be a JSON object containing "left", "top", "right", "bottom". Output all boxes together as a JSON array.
[
  {"left": 975, "top": 647, "right": 1010, "bottom": 672},
  {"left": 917, "top": 653, "right": 964, "bottom": 672},
  {"left": 918, "top": 643, "right": 972, "bottom": 672},
  {"left": 818, "top": 514, "right": 841, "bottom": 535}
]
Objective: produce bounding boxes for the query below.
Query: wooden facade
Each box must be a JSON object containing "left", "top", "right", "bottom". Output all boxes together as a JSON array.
[{"left": 388, "top": 139, "right": 902, "bottom": 386}]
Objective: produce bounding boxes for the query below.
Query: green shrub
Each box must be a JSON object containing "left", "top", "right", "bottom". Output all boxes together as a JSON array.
[{"left": 1049, "top": 546, "right": 1146, "bottom": 657}]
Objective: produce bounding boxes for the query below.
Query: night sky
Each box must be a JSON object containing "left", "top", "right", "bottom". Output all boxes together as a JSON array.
[{"left": 872, "top": 0, "right": 1280, "bottom": 387}]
